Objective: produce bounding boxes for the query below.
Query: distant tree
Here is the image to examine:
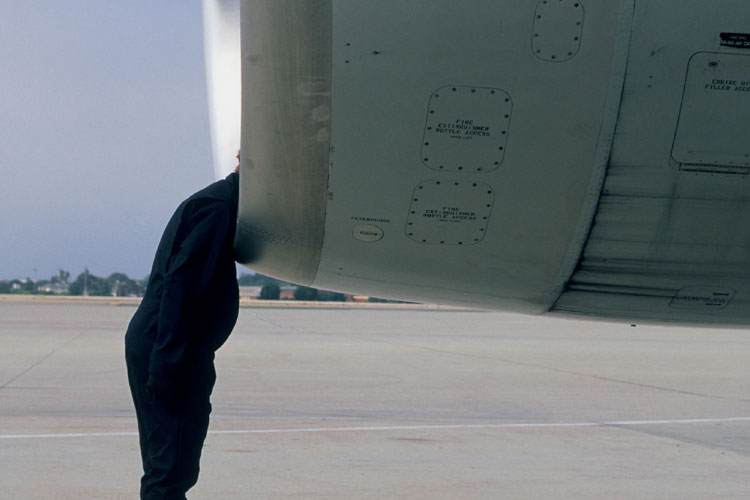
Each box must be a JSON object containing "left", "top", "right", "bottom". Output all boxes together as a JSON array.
[
  {"left": 237, "top": 273, "right": 256, "bottom": 286},
  {"left": 69, "top": 269, "right": 108, "bottom": 296},
  {"left": 293, "top": 286, "right": 318, "bottom": 301},
  {"left": 7, "top": 279, "right": 34, "bottom": 294},
  {"left": 238, "top": 272, "right": 287, "bottom": 287},
  {"left": 69, "top": 271, "right": 83, "bottom": 295},
  {"left": 259, "top": 283, "right": 281, "bottom": 300},
  {"left": 69, "top": 272, "right": 85, "bottom": 295},
  {"left": 107, "top": 272, "right": 139, "bottom": 297},
  {"left": 138, "top": 274, "right": 150, "bottom": 293},
  {"left": 50, "top": 269, "right": 71, "bottom": 286},
  {"left": 317, "top": 290, "right": 347, "bottom": 302},
  {"left": 19, "top": 278, "right": 35, "bottom": 293},
  {"left": 368, "top": 296, "right": 413, "bottom": 304},
  {"left": 0, "top": 281, "right": 10, "bottom": 294}
]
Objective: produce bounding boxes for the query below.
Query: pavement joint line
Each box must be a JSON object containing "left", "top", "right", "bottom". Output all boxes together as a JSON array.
[
  {"left": 3, "top": 417, "right": 750, "bottom": 440},
  {"left": 0, "top": 331, "right": 87, "bottom": 391},
  {"left": 247, "top": 311, "right": 299, "bottom": 331}
]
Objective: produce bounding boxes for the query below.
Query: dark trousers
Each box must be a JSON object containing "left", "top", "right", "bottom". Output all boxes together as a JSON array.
[{"left": 125, "top": 336, "right": 216, "bottom": 500}]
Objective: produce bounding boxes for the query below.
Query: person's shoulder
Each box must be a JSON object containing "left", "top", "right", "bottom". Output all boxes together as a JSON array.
[
  {"left": 186, "top": 172, "right": 238, "bottom": 204},
  {"left": 183, "top": 196, "right": 228, "bottom": 221}
]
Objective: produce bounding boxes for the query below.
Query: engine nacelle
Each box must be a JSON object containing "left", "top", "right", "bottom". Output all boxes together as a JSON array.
[{"left": 208, "top": 0, "right": 750, "bottom": 325}]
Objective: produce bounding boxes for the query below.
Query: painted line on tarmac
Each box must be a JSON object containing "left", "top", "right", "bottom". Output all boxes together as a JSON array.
[
  {"left": 3, "top": 417, "right": 750, "bottom": 440},
  {"left": 0, "top": 431, "right": 138, "bottom": 439}
]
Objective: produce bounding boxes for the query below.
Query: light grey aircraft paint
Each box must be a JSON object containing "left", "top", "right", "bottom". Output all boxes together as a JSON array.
[{"left": 204, "top": 0, "right": 750, "bottom": 325}]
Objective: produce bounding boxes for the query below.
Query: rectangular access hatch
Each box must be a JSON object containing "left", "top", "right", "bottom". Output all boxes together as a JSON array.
[{"left": 672, "top": 52, "right": 750, "bottom": 174}]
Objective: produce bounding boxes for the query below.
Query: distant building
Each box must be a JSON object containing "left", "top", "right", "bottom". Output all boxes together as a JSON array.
[
  {"left": 11, "top": 279, "right": 33, "bottom": 292},
  {"left": 239, "top": 286, "right": 263, "bottom": 299},
  {"left": 241, "top": 285, "right": 368, "bottom": 301},
  {"left": 239, "top": 285, "right": 297, "bottom": 300},
  {"left": 37, "top": 282, "right": 69, "bottom": 294}
]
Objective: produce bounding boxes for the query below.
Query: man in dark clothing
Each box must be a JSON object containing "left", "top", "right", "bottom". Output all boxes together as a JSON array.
[{"left": 125, "top": 167, "right": 240, "bottom": 500}]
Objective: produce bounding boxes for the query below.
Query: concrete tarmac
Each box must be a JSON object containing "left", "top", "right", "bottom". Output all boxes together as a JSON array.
[{"left": 2, "top": 300, "right": 750, "bottom": 499}]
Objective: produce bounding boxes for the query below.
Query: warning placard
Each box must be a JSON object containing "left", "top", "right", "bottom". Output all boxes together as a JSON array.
[
  {"left": 422, "top": 86, "right": 512, "bottom": 173},
  {"left": 703, "top": 78, "right": 750, "bottom": 93},
  {"left": 671, "top": 52, "right": 750, "bottom": 171},
  {"left": 434, "top": 120, "right": 492, "bottom": 139},
  {"left": 421, "top": 206, "right": 478, "bottom": 223},
  {"left": 405, "top": 180, "right": 494, "bottom": 246},
  {"left": 720, "top": 32, "right": 750, "bottom": 50}
]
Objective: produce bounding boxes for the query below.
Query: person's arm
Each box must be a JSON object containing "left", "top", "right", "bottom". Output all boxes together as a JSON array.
[{"left": 148, "top": 201, "right": 233, "bottom": 389}]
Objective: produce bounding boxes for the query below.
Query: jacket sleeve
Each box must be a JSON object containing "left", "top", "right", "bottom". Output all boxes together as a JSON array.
[{"left": 148, "top": 201, "right": 233, "bottom": 381}]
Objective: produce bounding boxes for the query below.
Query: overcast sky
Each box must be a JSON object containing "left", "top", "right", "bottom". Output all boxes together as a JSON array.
[{"left": 0, "top": 2, "right": 221, "bottom": 281}]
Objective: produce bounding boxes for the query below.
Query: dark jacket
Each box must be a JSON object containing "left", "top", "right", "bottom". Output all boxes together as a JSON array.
[{"left": 126, "top": 172, "right": 240, "bottom": 383}]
